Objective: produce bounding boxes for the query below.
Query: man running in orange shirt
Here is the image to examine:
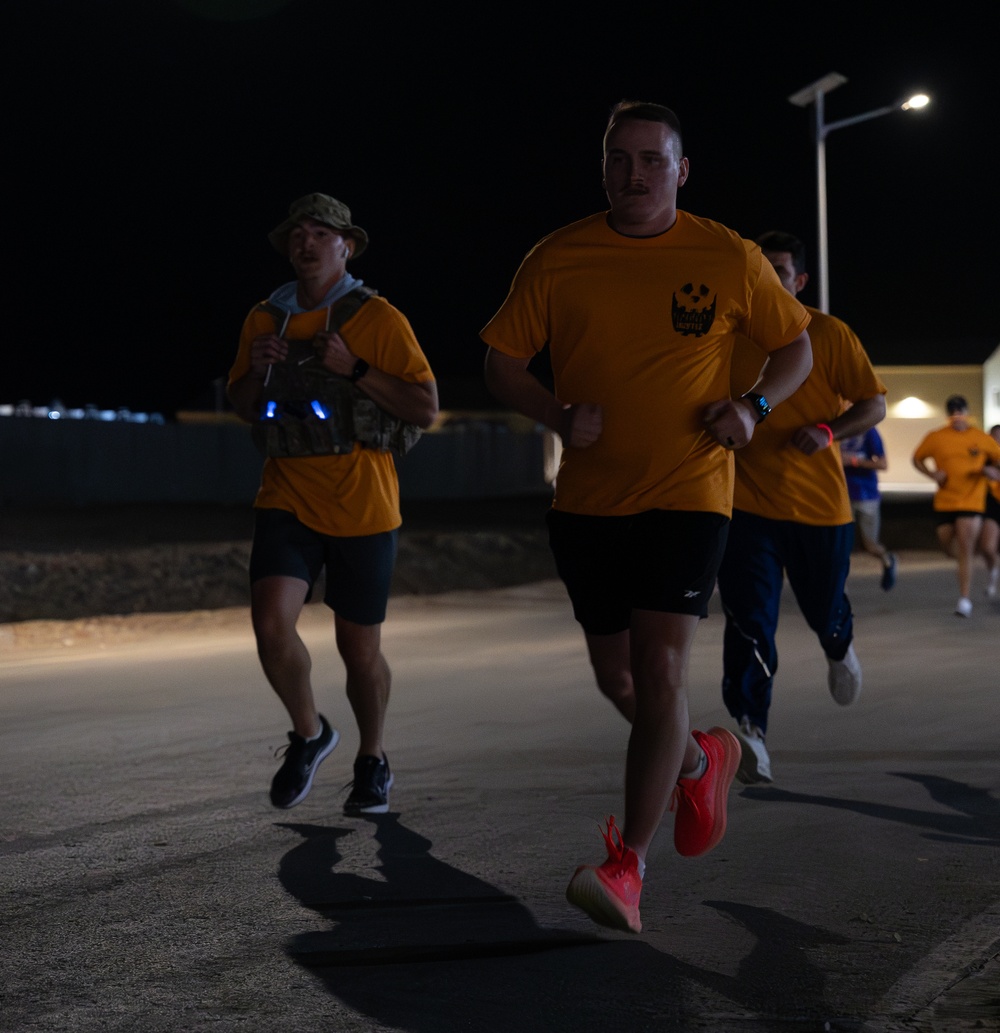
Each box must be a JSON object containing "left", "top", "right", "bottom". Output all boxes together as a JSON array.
[
  {"left": 481, "top": 102, "right": 813, "bottom": 934},
  {"left": 913, "top": 397, "right": 1000, "bottom": 616},
  {"left": 228, "top": 193, "right": 438, "bottom": 815},
  {"left": 718, "top": 231, "right": 888, "bottom": 785}
]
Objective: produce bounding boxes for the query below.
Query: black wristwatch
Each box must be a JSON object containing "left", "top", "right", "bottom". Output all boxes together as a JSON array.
[
  {"left": 741, "top": 392, "right": 771, "bottom": 423},
  {"left": 350, "top": 358, "right": 370, "bottom": 383}
]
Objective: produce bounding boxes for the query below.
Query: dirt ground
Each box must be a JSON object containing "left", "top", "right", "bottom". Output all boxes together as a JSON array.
[
  {"left": 0, "top": 497, "right": 559, "bottom": 643},
  {"left": 0, "top": 494, "right": 940, "bottom": 650}
]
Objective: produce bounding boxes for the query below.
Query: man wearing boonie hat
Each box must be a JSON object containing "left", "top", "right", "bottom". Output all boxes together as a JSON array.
[
  {"left": 267, "top": 192, "right": 371, "bottom": 260},
  {"left": 228, "top": 192, "right": 438, "bottom": 816}
]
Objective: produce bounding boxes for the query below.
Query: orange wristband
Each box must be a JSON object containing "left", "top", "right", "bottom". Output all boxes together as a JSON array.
[{"left": 816, "top": 423, "right": 834, "bottom": 447}]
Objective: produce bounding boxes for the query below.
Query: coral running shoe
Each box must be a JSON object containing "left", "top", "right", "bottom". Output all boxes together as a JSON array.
[
  {"left": 565, "top": 816, "right": 642, "bottom": 934},
  {"left": 672, "top": 727, "right": 741, "bottom": 858}
]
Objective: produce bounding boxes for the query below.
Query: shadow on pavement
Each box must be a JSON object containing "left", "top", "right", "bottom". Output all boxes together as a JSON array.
[
  {"left": 277, "top": 815, "right": 688, "bottom": 1032},
  {"left": 697, "top": 902, "right": 853, "bottom": 1016},
  {"left": 274, "top": 815, "right": 880, "bottom": 1030},
  {"left": 741, "top": 772, "right": 1000, "bottom": 846}
]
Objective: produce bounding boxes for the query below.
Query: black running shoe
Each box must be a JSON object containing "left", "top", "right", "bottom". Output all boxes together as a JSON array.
[
  {"left": 343, "top": 754, "right": 393, "bottom": 815},
  {"left": 270, "top": 714, "right": 339, "bottom": 809}
]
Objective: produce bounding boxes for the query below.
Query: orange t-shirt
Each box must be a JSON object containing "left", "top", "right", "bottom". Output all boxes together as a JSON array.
[
  {"left": 228, "top": 296, "right": 434, "bottom": 536},
  {"left": 913, "top": 424, "right": 1000, "bottom": 513},
  {"left": 730, "top": 306, "right": 886, "bottom": 526},
  {"left": 480, "top": 210, "right": 810, "bottom": 518}
]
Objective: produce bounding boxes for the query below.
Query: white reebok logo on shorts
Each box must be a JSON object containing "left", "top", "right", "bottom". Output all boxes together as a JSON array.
[{"left": 684, "top": 589, "right": 700, "bottom": 598}]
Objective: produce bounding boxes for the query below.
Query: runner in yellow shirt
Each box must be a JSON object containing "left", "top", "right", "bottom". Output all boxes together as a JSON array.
[
  {"left": 481, "top": 100, "right": 813, "bottom": 934},
  {"left": 228, "top": 193, "right": 438, "bottom": 815},
  {"left": 913, "top": 397, "right": 1000, "bottom": 615},
  {"left": 718, "top": 230, "right": 887, "bottom": 785},
  {"left": 982, "top": 424, "right": 1000, "bottom": 599}
]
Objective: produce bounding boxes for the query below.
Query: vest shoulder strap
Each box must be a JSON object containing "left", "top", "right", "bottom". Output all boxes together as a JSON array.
[
  {"left": 253, "top": 285, "right": 378, "bottom": 336},
  {"left": 326, "top": 285, "right": 378, "bottom": 333}
]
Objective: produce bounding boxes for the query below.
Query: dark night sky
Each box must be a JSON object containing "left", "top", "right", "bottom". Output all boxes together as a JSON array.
[{"left": 6, "top": 0, "right": 997, "bottom": 416}]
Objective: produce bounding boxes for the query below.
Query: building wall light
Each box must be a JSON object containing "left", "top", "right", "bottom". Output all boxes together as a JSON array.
[{"left": 892, "top": 396, "right": 936, "bottom": 419}]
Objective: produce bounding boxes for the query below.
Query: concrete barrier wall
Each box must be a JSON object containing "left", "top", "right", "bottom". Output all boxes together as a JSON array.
[{"left": 0, "top": 418, "right": 549, "bottom": 507}]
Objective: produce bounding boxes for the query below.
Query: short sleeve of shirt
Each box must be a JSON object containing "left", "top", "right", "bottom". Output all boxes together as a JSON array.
[
  {"left": 480, "top": 234, "right": 558, "bottom": 361},
  {"left": 865, "top": 427, "right": 885, "bottom": 457}
]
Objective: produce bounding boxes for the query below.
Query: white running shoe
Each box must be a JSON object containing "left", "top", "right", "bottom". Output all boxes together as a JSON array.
[
  {"left": 733, "top": 716, "right": 772, "bottom": 784},
  {"left": 827, "top": 643, "right": 862, "bottom": 706},
  {"left": 955, "top": 596, "right": 973, "bottom": 617},
  {"left": 986, "top": 568, "right": 999, "bottom": 600}
]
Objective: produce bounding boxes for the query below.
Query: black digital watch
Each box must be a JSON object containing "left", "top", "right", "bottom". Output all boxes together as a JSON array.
[
  {"left": 350, "top": 358, "right": 370, "bottom": 383},
  {"left": 741, "top": 392, "right": 771, "bottom": 423}
]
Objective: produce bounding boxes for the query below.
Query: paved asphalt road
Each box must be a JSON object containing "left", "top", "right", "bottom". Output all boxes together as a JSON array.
[{"left": 1, "top": 550, "right": 998, "bottom": 1032}]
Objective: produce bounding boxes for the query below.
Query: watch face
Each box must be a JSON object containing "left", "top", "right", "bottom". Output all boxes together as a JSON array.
[{"left": 744, "top": 393, "right": 769, "bottom": 421}]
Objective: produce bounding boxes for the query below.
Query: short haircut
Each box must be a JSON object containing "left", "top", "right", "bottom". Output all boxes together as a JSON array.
[
  {"left": 603, "top": 100, "right": 683, "bottom": 157},
  {"left": 946, "top": 395, "right": 969, "bottom": 415},
  {"left": 756, "top": 231, "right": 807, "bottom": 275}
]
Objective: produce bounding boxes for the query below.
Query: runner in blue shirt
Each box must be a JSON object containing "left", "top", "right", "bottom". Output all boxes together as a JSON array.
[{"left": 841, "top": 426, "right": 897, "bottom": 590}]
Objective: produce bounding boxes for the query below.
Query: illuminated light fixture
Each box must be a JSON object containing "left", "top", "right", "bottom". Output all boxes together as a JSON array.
[
  {"left": 893, "top": 396, "right": 936, "bottom": 419},
  {"left": 788, "top": 74, "right": 930, "bottom": 314}
]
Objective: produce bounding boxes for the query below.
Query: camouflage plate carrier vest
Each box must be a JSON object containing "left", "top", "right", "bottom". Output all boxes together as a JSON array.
[{"left": 251, "top": 286, "right": 422, "bottom": 459}]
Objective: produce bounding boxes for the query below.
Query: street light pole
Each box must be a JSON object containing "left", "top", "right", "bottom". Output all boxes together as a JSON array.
[{"left": 788, "top": 73, "right": 929, "bottom": 313}]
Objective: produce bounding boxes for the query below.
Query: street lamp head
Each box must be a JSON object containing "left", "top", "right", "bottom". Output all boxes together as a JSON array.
[
  {"left": 902, "top": 93, "right": 930, "bottom": 111},
  {"left": 788, "top": 71, "right": 848, "bottom": 107}
]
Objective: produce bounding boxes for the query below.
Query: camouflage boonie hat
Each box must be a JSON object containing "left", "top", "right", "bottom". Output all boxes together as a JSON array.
[{"left": 268, "top": 193, "right": 369, "bottom": 258}]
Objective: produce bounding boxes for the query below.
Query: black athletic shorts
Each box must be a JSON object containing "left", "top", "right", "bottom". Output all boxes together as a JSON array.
[
  {"left": 546, "top": 508, "right": 730, "bottom": 635},
  {"left": 249, "top": 507, "right": 398, "bottom": 625},
  {"left": 936, "top": 510, "right": 986, "bottom": 526},
  {"left": 985, "top": 492, "right": 1000, "bottom": 525}
]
